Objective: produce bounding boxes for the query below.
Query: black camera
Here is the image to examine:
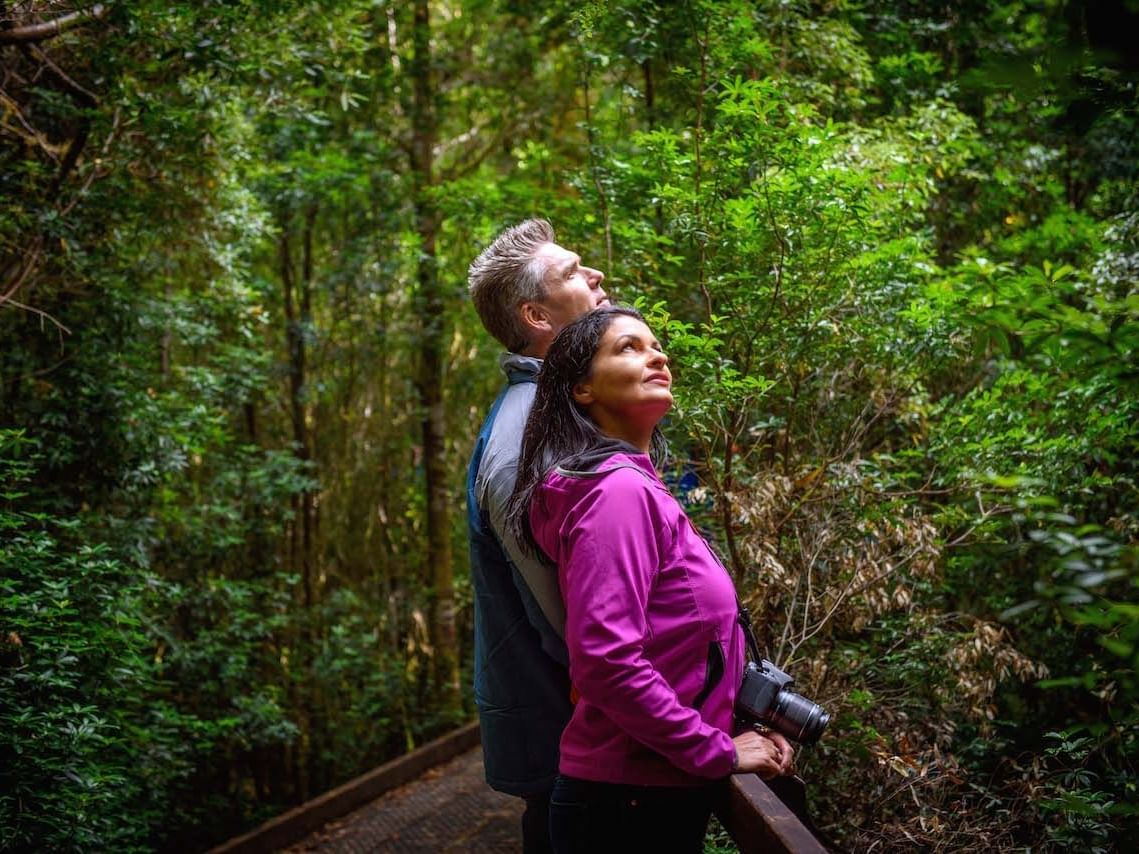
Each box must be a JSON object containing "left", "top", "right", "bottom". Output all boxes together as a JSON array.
[{"left": 736, "top": 659, "right": 830, "bottom": 746}]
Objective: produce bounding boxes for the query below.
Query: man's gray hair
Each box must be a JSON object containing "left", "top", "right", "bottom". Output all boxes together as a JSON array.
[{"left": 468, "top": 219, "right": 556, "bottom": 352}]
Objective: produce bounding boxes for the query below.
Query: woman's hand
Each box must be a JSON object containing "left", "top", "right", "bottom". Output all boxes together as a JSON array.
[{"left": 731, "top": 730, "right": 795, "bottom": 779}]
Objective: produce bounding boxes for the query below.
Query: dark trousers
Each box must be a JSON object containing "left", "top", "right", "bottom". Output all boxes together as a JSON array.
[
  {"left": 548, "top": 774, "right": 718, "bottom": 854},
  {"left": 522, "top": 789, "right": 554, "bottom": 854}
]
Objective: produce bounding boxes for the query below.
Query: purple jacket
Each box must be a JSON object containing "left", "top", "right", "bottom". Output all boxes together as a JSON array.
[{"left": 531, "top": 451, "right": 745, "bottom": 786}]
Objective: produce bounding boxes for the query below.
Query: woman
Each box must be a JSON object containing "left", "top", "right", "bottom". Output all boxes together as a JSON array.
[{"left": 508, "top": 306, "right": 793, "bottom": 853}]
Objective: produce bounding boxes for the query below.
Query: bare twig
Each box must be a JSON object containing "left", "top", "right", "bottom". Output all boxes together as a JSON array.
[
  {"left": 4, "top": 351, "right": 74, "bottom": 381},
  {"left": 27, "top": 41, "right": 98, "bottom": 103},
  {"left": 785, "top": 544, "right": 930, "bottom": 662},
  {"left": 1, "top": 297, "right": 71, "bottom": 342},
  {"left": 437, "top": 107, "right": 541, "bottom": 184},
  {"left": 0, "top": 235, "right": 44, "bottom": 307},
  {"left": 945, "top": 503, "right": 1015, "bottom": 547},
  {"left": 0, "top": 3, "right": 108, "bottom": 44},
  {"left": 59, "top": 112, "right": 117, "bottom": 216},
  {"left": 0, "top": 90, "right": 66, "bottom": 158}
]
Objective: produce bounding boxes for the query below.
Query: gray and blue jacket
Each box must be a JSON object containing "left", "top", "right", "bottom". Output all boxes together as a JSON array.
[{"left": 467, "top": 353, "right": 572, "bottom": 796}]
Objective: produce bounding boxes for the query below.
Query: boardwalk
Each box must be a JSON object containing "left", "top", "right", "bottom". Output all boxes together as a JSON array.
[
  {"left": 218, "top": 723, "right": 824, "bottom": 854},
  {"left": 284, "top": 746, "right": 524, "bottom": 853}
]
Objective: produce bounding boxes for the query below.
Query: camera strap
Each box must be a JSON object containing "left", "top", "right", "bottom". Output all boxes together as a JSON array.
[{"left": 737, "top": 599, "right": 764, "bottom": 664}]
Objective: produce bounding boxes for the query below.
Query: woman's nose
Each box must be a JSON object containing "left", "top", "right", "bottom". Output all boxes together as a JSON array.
[{"left": 649, "top": 348, "right": 668, "bottom": 366}]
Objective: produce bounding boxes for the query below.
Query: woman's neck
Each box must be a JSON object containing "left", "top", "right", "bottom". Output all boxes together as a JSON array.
[{"left": 596, "top": 423, "right": 652, "bottom": 454}]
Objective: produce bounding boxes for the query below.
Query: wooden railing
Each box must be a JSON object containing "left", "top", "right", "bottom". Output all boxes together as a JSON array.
[{"left": 716, "top": 773, "right": 831, "bottom": 854}]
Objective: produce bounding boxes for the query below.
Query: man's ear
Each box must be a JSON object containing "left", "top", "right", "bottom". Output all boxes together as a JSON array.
[
  {"left": 519, "top": 301, "right": 553, "bottom": 337},
  {"left": 572, "top": 381, "right": 594, "bottom": 406}
]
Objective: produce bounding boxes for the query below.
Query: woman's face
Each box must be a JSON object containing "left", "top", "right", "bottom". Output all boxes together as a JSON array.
[{"left": 572, "top": 315, "right": 672, "bottom": 441}]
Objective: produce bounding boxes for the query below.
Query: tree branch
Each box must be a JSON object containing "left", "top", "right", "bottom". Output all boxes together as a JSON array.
[
  {"left": 59, "top": 106, "right": 120, "bottom": 216},
  {"left": 0, "top": 90, "right": 67, "bottom": 158},
  {"left": 437, "top": 113, "right": 531, "bottom": 184},
  {"left": 0, "top": 235, "right": 44, "bottom": 308},
  {"left": 0, "top": 3, "right": 108, "bottom": 44},
  {"left": 47, "top": 117, "right": 91, "bottom": 200},
  {"left": 27, "top": 41, "right": 98, "bottom": 103},
  {"left": 1, "top": 297, "right": 72, "bottom": 340}
]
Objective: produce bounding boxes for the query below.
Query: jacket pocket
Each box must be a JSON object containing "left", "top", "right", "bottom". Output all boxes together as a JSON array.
[{"left": 692, "top": 639, "right": 724, "bottom": 710}]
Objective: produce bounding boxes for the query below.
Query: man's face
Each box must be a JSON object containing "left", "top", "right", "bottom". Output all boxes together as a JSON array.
[{"left": 531, "top": 242, "right": 608, "bottom": 333}]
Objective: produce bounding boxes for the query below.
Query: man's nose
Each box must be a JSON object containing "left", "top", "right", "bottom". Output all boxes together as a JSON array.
[{"left": 585, "top": 266, "right": 604, "bottom": 287}]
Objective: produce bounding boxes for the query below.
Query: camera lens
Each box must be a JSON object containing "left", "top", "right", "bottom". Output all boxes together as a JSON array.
[{"left": 771, "top": 690, "right": 830, "bottom": 746}]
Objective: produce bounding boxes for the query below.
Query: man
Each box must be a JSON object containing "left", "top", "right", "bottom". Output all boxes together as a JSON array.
[{"left": 466, "top": 219, "right": 608, "bottom": 853}]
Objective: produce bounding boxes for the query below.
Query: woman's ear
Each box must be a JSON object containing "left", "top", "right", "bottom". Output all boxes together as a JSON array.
[{"left": 572, "top": 381, "right": 594, "bottom": 406}]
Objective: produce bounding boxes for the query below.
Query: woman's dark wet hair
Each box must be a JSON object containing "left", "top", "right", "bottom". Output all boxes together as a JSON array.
[{"left": 507, "top": 306, "right": 667, "bottom": 562}]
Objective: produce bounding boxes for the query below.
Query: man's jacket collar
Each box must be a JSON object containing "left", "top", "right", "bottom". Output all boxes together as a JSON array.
[{"left": 499, "top": 352, "right": 542, "bottom": 378}]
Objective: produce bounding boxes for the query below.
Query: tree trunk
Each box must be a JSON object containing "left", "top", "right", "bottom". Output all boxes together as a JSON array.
[
  {"left": 280, "top": 206, "right": 321, "bottom": 799},
  {"left": 409, "top": 0, "right": 460, "bottom": 715}
]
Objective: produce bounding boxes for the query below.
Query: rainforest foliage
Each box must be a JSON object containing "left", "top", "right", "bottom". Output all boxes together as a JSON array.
[{"left": 1, "top": 1, "right": 1136, "bottom": 851}]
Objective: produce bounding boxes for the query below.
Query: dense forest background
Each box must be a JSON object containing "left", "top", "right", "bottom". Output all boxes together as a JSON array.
[{"left": 2, "top": 0, "right": 1136, "bottom": 851}]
